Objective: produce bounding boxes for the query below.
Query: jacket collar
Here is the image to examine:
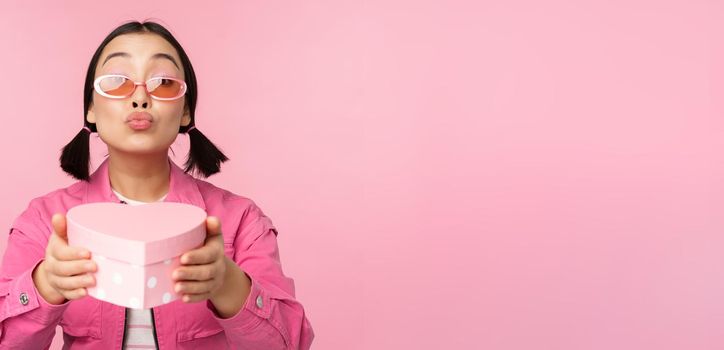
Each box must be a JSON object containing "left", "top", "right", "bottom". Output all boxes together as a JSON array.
[{"left": 83, "top": 157, "right": 207, "bottom": 211}]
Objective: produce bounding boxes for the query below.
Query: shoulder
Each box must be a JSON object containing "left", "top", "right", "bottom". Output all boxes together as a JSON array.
[
  {"left": 193, "top": 178, "right": 263, "bottom": 218},
  {"left": 19, "top": 180, "right": 85, "bottom": 216},
  {"left": 11, "top": 180, "right": 86, "bottom": 239},
  {"left": 25, "top": 181, "right": 86, "bottom": 214},
  {"left": 192, "top": 178, "right": 278, "bottom": 240}
]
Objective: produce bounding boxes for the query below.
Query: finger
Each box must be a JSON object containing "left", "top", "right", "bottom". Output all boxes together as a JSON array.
[
  {"left": 53, "top": 274, "right": 95, "bottom": 291},
  {"left": 175, "top": 280, "right": 214, "bottom": 295},
  {"left": 62, "top": 287, "right": 88, "bottom": 300},
  {"left": 51, "top": 213, "right": 68, "bottom": 241},
  {"left": 206, "top": 216, "right": 222, "bottom": 238},
  {"left": 51, "top": 259, "right": 97, "bottom": 277},
  {"left": 51, "top": 241, "right": 90, "bottom": 261},
  {"left": 173, "top": 264, "right": 217, "bottom": 281},
  {"left": 181, "top": 292, "right": 212, "bottom": 303},
  {"left": 181, "top": 245, "right": 221, "bottom": 265}
]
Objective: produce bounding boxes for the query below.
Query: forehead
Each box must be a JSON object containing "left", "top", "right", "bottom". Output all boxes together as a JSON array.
[{"left": 97, "top": 33, "right": 182, "bottom": 71}]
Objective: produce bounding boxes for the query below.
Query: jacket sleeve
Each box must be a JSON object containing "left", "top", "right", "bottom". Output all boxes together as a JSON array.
[
  {"left": 0, "top": 202, "right": 70, "bottom": 349},
  {"left": 205, "top": 203, "right": 315, "bottom": 349}
]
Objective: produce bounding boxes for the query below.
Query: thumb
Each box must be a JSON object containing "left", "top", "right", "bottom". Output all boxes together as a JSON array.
[
  {"left": 51, "top": 213, "right": 68, "bottom": 242},
  {"left": 205, "top": 216, "right": 222, "bottom": 238}
]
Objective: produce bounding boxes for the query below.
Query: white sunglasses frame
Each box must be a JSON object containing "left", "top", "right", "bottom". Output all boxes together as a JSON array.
[{"left": 93, "top": 74, "right": 187, "bottom": 101}]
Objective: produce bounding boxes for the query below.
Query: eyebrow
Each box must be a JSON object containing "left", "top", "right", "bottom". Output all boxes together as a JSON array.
[{"left": 101, "top": 52, "right": 180, "bottom": 69}]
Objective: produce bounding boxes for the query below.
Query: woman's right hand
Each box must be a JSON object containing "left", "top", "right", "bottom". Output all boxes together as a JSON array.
[{"left": 31, "top": 213, "right": 97, "bottom": 305}]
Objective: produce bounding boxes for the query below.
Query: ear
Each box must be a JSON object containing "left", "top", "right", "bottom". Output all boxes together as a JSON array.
[
  {"left": 181, "top": 105, "right": 191, "bottom": 127},
  {"left": 86, "top": 103, "right": 96, "bottom": 124}
]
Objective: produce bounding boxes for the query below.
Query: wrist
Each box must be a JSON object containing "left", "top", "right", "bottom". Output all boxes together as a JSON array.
[
  {"left": 209, "top": 257, "right": 251, "bottom": 318},
  {"left": 32, "top": 261, "right": 66, "bottom": 305},
  {"left": 211, "top": 257, "right": 241, "bottom": 300}
]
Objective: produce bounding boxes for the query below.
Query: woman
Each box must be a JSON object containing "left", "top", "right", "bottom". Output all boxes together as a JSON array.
[{"left": 0, "top": 21, "right": 314, "bottom": 349}]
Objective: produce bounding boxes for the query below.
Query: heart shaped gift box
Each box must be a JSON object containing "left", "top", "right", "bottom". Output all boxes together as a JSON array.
[{"left": 66, "top": 202, "right": 207, "bottom": 309}]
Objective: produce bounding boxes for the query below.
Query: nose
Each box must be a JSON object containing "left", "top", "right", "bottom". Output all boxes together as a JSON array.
[{"left": 131, "top": 82, "right": 151, "bottom": 109}]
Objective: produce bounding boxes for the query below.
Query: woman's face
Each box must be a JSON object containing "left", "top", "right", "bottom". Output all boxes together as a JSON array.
[{"left": 87, "top": 33, "right": 191, "bottom": 156}]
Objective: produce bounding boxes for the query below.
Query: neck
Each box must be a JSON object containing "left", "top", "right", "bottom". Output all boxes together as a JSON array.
[{"left": 107, "top": 149, "right": 170, "bottom": 203}]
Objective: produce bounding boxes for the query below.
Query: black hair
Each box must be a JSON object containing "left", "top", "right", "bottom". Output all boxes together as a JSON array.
[{"left": 60, "top": 20, "right": 228, "bottom": 181}]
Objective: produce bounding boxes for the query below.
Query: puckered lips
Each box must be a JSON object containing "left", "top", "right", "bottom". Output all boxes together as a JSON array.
[{"left": 126, "top": 112, "right": 153, "bottom": 131}]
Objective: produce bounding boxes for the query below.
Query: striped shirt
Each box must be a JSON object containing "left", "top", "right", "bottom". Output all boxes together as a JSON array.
[{"left": 112, "top": 189, "right": 167, "bottom": 350}]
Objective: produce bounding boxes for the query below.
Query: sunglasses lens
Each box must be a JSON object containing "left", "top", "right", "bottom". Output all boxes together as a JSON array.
[
  {"left": 97, "top": 76, "right": 134, "bottom": 97},
  {"left": 147, "top": 78, "right": 184, "bottom": 99}
]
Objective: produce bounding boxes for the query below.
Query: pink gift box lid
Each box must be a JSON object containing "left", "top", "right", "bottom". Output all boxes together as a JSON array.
[{"left": 66, "top": 202, "right": 207, "bottom": 266}]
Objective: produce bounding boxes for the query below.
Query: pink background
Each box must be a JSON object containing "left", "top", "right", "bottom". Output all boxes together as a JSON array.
[{"left": 1, "top": 1, "right": 723, "bottom": 349}]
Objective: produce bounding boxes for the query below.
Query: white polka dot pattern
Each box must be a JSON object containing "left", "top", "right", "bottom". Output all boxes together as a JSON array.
[
  {"left": 129, "top": 297, "right": 140, "bottom": 309},
  {"left": 90, "top": 256, "right": 181, "bottom": 310},
  {"left": 113, "top": 273, "right": 123, "bottom": 285}
]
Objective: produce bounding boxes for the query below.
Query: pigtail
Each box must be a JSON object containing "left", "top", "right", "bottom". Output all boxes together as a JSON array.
[
  {"left": 184, "top": 126, "right": 229, "bottom": 178},
  {"left": 60, "top": 126, "right": 93, "bottom": 181}
]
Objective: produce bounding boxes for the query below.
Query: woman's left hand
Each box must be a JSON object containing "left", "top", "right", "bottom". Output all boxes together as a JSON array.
[{"left": 172, "top": 216, "right": 228, "bottom": 303}]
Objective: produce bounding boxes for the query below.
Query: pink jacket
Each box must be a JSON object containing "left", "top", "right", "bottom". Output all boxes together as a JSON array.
[{"left": 0, "top": 158, "right": 314, "bottom": 349}]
